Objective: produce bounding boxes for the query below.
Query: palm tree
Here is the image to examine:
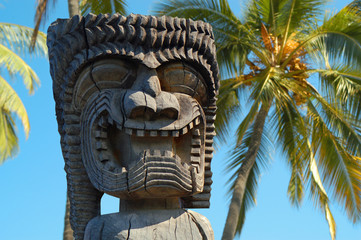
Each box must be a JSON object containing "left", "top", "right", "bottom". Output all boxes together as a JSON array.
[
  {"left": 0, "top": 23, "right": 47, "bottom": 164},
  {"left": 155, "top": 0, "right": 361, "bottom": 239},
  {"left": 32, "top": 1, "right": 128, "bottom": 239}
]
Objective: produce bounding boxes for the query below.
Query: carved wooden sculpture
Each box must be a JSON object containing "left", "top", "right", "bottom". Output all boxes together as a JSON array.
[{"left": 47, "top": 13, "right": 219, "bottom": 240}]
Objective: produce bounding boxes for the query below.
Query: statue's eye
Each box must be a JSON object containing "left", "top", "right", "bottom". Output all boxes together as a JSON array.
[
  {"left": 74, "top": 59, "right": 136, "bottom": 109},
  {"left": 157, "top": 63, "right": 208, "bottom": 105}
]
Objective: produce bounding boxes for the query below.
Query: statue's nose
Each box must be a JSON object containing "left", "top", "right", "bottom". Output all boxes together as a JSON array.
[
  {"left": 130, "top": 65, "right": 161, "bottom": 97},
  {"left": 124, "top": 65, "right": 180, "bottom": 120}
]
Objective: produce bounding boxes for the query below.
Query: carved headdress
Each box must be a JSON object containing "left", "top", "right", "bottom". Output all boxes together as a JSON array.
[{"left": 47, "top": 13, "right": 219, "bottom": 239}]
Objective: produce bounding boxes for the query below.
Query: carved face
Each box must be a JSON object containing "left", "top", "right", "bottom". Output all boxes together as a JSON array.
[{"left": 75, "top": 59, "right": 208, "bottom": 199}]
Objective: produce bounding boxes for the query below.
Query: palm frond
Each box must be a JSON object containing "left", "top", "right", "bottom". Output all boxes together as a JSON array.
[
  {"left": 215, "top": 78, "right": 242, "bottom": 143},
  {"left": 278, "top": 0, "right": 325, "bottom": 33},
  {"left": 309, "top": 88, "right": 361, "bottom": 156},
  {"left": 347, "top": 0, "right": 361, "bottom": 13},
  {"left": 0, "top": 76, "right": 29, "bottom": 163},
  {"left": 0, "top": 23, "right": 47, "bottom": 57},
  {"left": 235, "top": 100, "right": 260, "bottom": 145},
  {"left": 154, "top": 0, "right": 240, "bottom": 28},
  {"left": 249, "top": 67, "right": 274, "bottom": 103},
  {"left": 307, "top": 140, "right": 336, "bottom": 240},
  {"left": 80, "top": 0, "right": 127, "bottom": 15},
  {"left": 253, "top": 0, "right": 281, "bottom": 33},
  {"left": 253, "top": 0, "right": 325, "bottom": 35},
  {"left": 216, "top": 33, "right": 251, "bottom": 75},
  {"left": 232, "top": 70, "right": 276, "bottom": 146},
  {"left": 0, "top": 109, "right": 18, "bottom": 164},
  {"left": 316, "top": 66, "right": 361, "bottom": 119},
  {"left": 308, "top": 7, "right": 361, "bottom": 68},
  {"left": 269, "top": 85, "right": 306, "bottom": 205},
  {"left": 155, "top": 0, "right": 267, "bottom": 75},
  {"left": 307, "top": 101, "right": 361, "bottom": 222},
  {"left": 0, "top": 43, "right": 40, "bottom": 94},
  {"left": 281, "top": 8, "right": 361, "bottom": 69}
]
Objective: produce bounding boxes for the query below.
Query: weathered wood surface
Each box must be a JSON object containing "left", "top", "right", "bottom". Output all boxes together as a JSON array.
[
  {"left": 47, "top": 13, "right": 219, "bottom": 239},
  {"left": 84, "top": 209, "right": 214, "bottom": 240}
]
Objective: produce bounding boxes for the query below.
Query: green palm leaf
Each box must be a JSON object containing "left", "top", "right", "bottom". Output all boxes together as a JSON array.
[
  {"left": 215, "top": 78, "right": 242, "bottom": 143},
  {"left": 307, "top": 101, "right": 361, "bottom": 222},
  {"left": 0, "top": 76, "right": 29, "bottom": 164},
  {"left": 0, "top": 44, "right": 40, "bottom": 94},
  {"left": 154, "top": 0, "right": 270, "bottom": 74},
  {"left": 253, "top": 0, "right": 325, "bottom": 35},
  {"left": 307, "top": 142, "right": 336, "bottom": 240},
  {"left": 0, "top": 23, "right": 47, "bottom": 94},
  {"left": 0, "top": 23, "right": 47, "bottom": 57},
  {"left": 308, "top": 11, "right": 361, "bottom": 69},
  {"left": 80, "top": 0, "right": 127, "bottom": 15},
  {"left": 270, "top": 88, "right": 306, "bottom": 205},
  {"left": 0, "top": 22, "right": 46, "bottom": 163}
]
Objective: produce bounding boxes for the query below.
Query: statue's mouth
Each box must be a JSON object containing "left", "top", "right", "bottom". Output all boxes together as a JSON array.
[{"left": 81, "top": 91, "right": 205, "bottom": 198}]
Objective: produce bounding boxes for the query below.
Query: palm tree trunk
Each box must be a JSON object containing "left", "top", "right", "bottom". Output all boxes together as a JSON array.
[
  {"left": 68, "top": 0, "right": 80, "bottom": 17},
  {"left": 63, "top": 192, "right": 74, "bottom": 240},
  {"left": 222, "top": 103, "right": 270, "bottom": 240}
]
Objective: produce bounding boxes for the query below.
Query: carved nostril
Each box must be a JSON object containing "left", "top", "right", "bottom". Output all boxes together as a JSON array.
[
  {"left": 155, "top": 92, "right": 180, "bottom": 120},
  {"left": 124, "top": 91, "right": 156, "bottom": 120}
]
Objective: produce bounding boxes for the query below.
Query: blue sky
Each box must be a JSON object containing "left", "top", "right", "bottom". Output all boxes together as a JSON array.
[{"left": 0, "top": 0, "right": 360, "bottom": 239}]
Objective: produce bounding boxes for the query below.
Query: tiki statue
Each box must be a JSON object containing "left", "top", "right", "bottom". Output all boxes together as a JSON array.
[{"left": 47, "top": 13, "right": 218, "bottom": 240}]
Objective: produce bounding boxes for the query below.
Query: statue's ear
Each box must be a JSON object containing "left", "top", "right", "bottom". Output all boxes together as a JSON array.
[{"left": 61, "top": 100, "right": 103, "bottom": 239}]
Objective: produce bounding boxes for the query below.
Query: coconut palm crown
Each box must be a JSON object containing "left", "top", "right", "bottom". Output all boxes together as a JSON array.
[
  {"left": 0, "top": 23, "right": 47, "bottom": 164},
  {"left": 155, "top": 0, "right": 361, "bottom": 239}
]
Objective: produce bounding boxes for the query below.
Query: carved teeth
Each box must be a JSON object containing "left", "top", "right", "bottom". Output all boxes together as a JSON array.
[
  {"left": 175, "top": 155, "right": 181, "bottom": 162},
  {"left": 98, "top": 117, "right": 108, "bottom": 128},
  {"left": 122, "top": 116, "right": 202, "bottom": 137},
  {"left": 136, "top": 130, "right": 145, "bottom": 137},
  {"left": 144, "top": 149, "right": 151, "bottom": 156},
  {"left": 182, "top": 162, "right": 188, "bottom": 168},
  {"left": 150, "top": 130, "right": 158, "bottom": 137},
  {"left": 99, "top": 152, "right": 110, "bottom": 162},
  {"left": 95, "top": 131, "right": 107, "bottom": 138},
  {"left": 125, "top": 128, "right": 133, "bottom": 135},
  {"left": 116, "top": 123, "right": 122, "bottom": 131},
  {"left": 181, "top": 127, "right": 188, "bottom": 135},
  {"left": 194, "top": 117, "right": 200, "bottom": 126},
  {"left": 191, "top": 156, "right": 201, "bottom": 164},
  {"left": 192, "top": 138, "right": 201, "bottom": 146},
  {"left": 191, "top": 148, "right": 201, "bottom": 156},
  {"left": 96, "top": 142, "right": 107, "bottom": 150},
  {"left": 160, "top": 131, "right": 169, "bottom": 137},
  {"left": 108, "top": 164, "right": 115, "bottom": 171},
  {"left": 164, "top": 150, "right": 172, "bottom": 157},
  {"left": 190, "top": 165, "right": 200, "bottom": 175},
  {"left": 192, "top": 129, "right": 201, "bottom": 137}
]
